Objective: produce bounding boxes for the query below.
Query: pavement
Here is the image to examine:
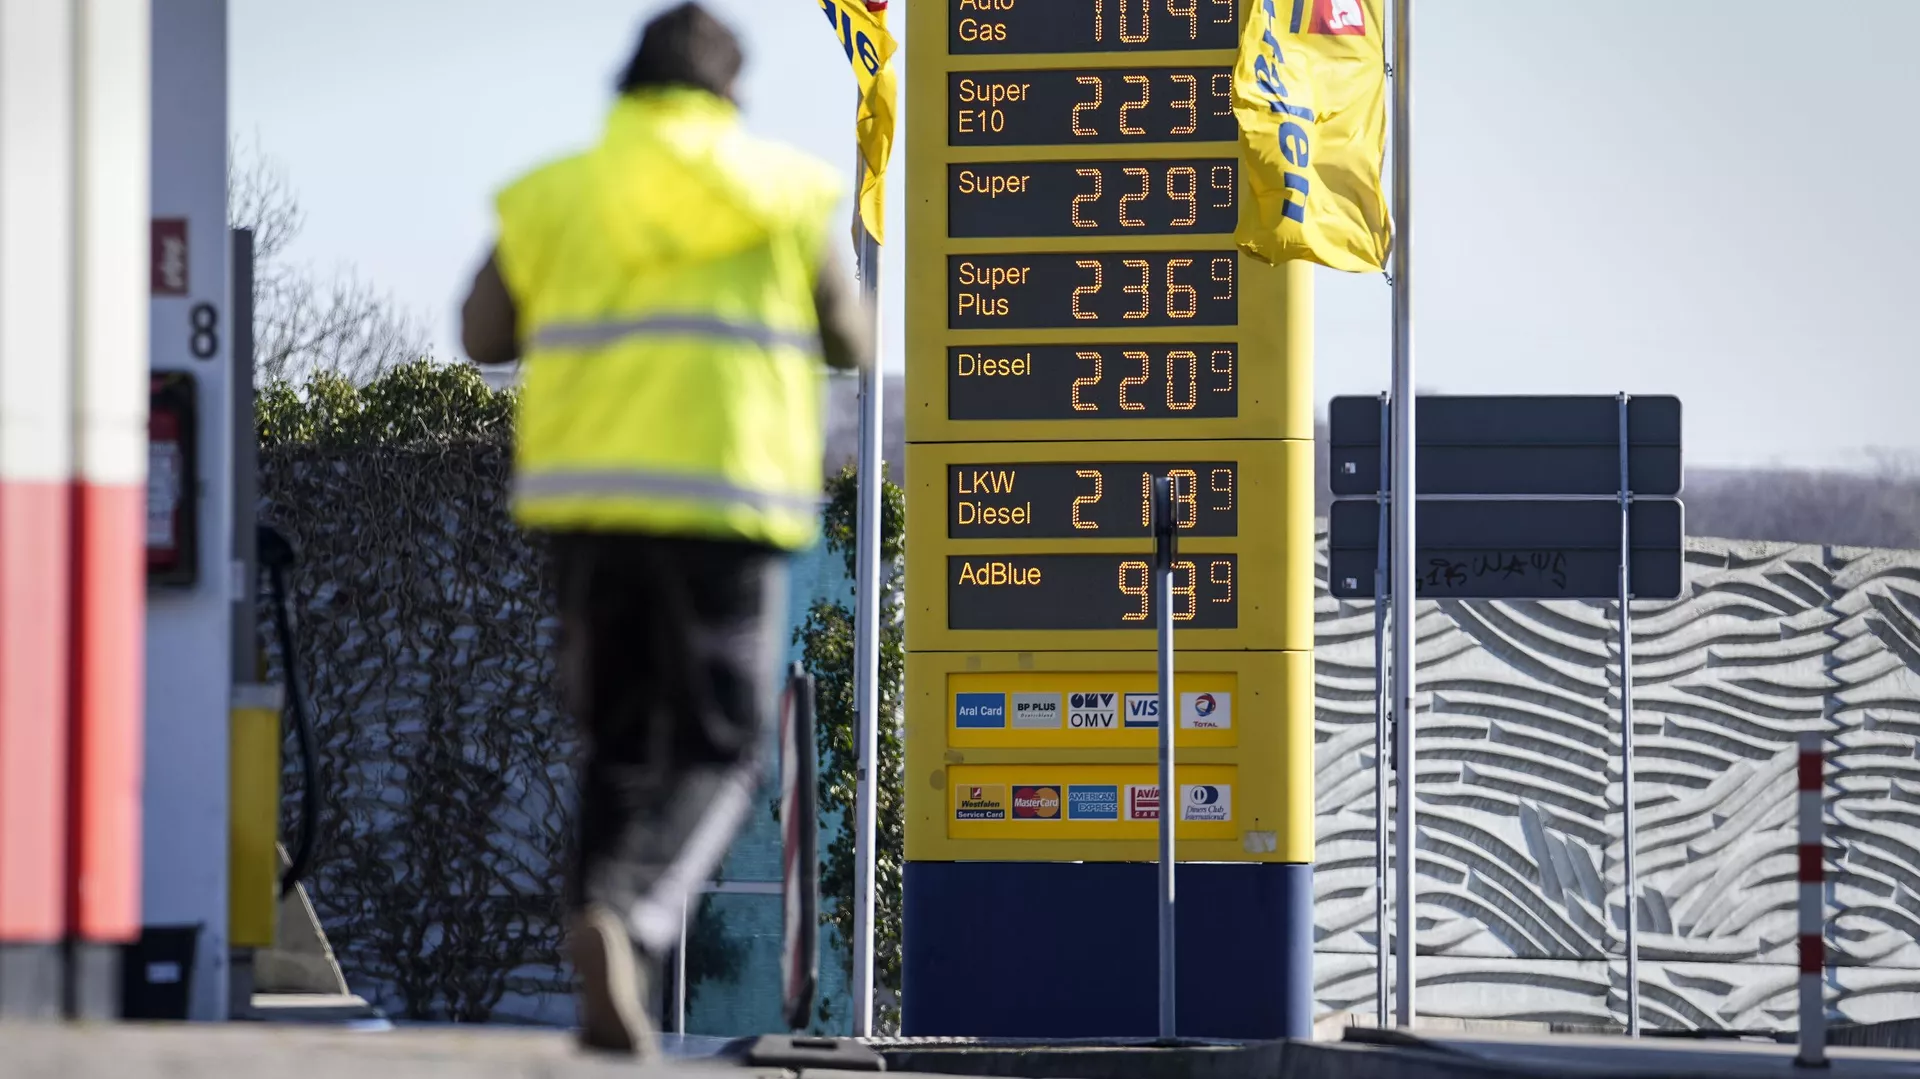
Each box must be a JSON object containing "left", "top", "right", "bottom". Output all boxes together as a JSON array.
[{"left": 17, "top": 1021, "right": 1920, "bottom": 1079}]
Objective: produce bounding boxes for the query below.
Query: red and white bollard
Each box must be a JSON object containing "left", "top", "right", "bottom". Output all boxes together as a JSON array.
[{"left": 1798, "top": 731, "right": 1826, "bottom": 1068}]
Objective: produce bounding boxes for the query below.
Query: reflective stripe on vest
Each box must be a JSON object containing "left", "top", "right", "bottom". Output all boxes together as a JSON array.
[
  {"left": 529, "top": 313, "right": 819, "bottom": 354},
  {"left": 516, "top": 468, "right": 824, "bottom": 514}
]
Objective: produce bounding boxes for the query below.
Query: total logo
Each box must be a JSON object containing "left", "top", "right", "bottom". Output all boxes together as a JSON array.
[
  {"left": 1068, "top": 691, "right": 1117, "bottom": 729},
  {"left": 1179, "top": 691, "right": 1232, "bottom": 730},
  {"left": 1180, "top": 783, "right": 1232, "bottom": 822}
]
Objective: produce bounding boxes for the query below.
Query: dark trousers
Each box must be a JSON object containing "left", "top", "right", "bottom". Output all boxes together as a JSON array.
[{"left": 548, "top": 531, "right": 788, "bottom": 959}]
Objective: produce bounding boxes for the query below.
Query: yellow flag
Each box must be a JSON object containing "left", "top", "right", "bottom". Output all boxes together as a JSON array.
[
  {"left": 1234, "top": 0, "right": 1391, "bottom": 272},
  {"left": 816, "top": 0, "right": 898, "bottom": 245}
]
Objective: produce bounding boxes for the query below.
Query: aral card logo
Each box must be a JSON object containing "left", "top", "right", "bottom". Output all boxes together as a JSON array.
[
  {"left": 1011, "top": 692, "right": 1061, "bottom": 729},
  {"left": 1123, "top": 693, "right": 1160, "bottom": 728},
  {"left": 1068, "top": 691, "right": 1118, "bottom": 729},
  {"left": 1126, "top": 784, "right": 1160, "bottom": 821},
  {"left": 1180, "top": 691, "right": 1232, "bottom": 730},
  {"left": 1067, "top": 785, "right": 1118, "bottom": 821},
  {"left": 955, "top": 783, "right": 1007, "bottom": 820},
  {"left": 1309, "top": 0, "right": 1366, "bottom": 35},
  {"left": 1180, "top": 784, "right": 1232, "bottom": 822},
  {"left": 955, "top": 692, "right": 1006, "bottom": 729},
  {"left": 1011, "top": 785, "right": 1062, "bottom": 820}
]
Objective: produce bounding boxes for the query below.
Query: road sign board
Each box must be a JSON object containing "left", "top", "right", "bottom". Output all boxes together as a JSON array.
[
  {"left": 1327, "top": 394, "right": 1683, "bottom": 497},
  {"left": 1327, "top": 498, "right": 1685, "bottom": 600}
]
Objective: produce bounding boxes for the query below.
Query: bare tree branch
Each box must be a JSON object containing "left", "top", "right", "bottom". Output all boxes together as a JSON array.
[{"left": 229, "top": 135, "right": 431, "bottom": 385}]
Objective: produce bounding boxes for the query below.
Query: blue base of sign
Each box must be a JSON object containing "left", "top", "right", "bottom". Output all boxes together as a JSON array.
[{"left": 901, "top": 860, "right": 1312, "bottom": 1040}]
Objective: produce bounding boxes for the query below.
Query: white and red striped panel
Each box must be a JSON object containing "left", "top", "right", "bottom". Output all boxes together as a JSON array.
[{"left": 0, "top": 0, "right": 149, "bottom": 1016}]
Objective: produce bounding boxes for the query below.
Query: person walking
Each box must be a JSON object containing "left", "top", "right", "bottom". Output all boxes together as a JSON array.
[{"left": 460, "top": 2, "right": 870, "bottom": 1054}]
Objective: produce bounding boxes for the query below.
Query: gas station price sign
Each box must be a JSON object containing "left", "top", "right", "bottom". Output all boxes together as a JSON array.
[
  {"left": 951, "top": 68, "right": 1235, "bottom": 145},
  {"left": 952, "top": 252, "right": 1236, "bottom": 328},
  {"left": 949, "top": 460, "right": 1238, "bottom": 537},
  {"left": 948, "top": 345, "right": 1238, "bottom": 421},
  {"left": 949, "top": 159, "right": 1237, "bottom": 238},
  {"left": 950, "top": 0, "right": 1241, "bottom": 54},
  {"left": 948, "top": 554, "right": 1238, "bottom": 631}
]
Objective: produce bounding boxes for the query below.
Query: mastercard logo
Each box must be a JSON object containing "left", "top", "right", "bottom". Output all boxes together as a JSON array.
[{"left": 1011, "top": 785, "right": 1062, "bottom": 819}]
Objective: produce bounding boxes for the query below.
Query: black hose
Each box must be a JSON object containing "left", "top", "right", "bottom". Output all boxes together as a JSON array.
[{"left": 259, "top": 525, "right": 319, "bottom": 899}]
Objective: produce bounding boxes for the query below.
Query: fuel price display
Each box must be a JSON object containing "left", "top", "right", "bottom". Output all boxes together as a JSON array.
[
  {"left": 949, "top": 461, "right": 1238, "bottom": 537},
  {"left": 950, "top": 68, "right": 1235, "bottom": 146},
  {"left": 948, "top": 345, "right": 1238, "bottom": 421},
  {"left": 950, "top": 160, "right": 1237, "bottom": 238},
  {"left": 950, "top": 0, "right": 1240, "bottom": 54},
  {"left": 951, "top": 252, "right": 1236, "bottom": 329},
  {"left": 948, "top": 554, "right": 1238, "bottom": 631}
]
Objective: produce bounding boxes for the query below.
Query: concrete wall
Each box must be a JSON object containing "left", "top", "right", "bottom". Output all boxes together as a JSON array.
[{"left": 1312, "top": 535, "right": 1920, "bottom": 1031}]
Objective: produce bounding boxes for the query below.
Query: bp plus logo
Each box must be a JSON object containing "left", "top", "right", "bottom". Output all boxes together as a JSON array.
[
  {"left": 1180, "top": 784, "right": 1232, "bottom": 822},
  {"left": 1309, "top": 0, "right": 1367, "bottom": 34},
  {"left": 1011, "top": 785, "right": 1062, "bottom": 820},
  {"left": 1180, "top": 691, "right": 1232, "bottom": 730},
  {"left": 1011, "top": 692, "right": 1062, "bottom": 729},
  {"left": 1123, "top": 693, "right": 1160, "bottom": 728},
  {"left": 1126, "top": 784, "right": 1160, "bottom": 821},
  {"left": 955, "top": 692, "right": 1006, "bottom": 729},
  {"left": 1067, "top": 785, "right": 1118, "bottom": 821},
  {"left": 1067, "top": 691, "right": 1118, "bottom": 729}
]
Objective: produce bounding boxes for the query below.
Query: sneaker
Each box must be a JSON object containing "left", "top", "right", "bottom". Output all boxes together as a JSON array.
[{"left": 567, "top": 904, "right": 659, "bottom": 1056}]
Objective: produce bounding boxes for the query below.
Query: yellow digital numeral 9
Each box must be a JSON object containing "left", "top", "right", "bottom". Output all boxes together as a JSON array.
[{"left": 1119, "top": 560, "right": 1151, "bottom": 621}]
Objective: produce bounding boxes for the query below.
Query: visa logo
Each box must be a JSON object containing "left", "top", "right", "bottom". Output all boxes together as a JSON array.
[{"left": 1123, "top": 693, "right": 1160, "bottom": 727}]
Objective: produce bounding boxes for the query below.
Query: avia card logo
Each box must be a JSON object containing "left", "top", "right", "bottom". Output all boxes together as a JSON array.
[
  {"left": 955, "top": 783, "right": 1008, "bottom": 820},
  {"left": 1123, "top": 693, "right": 1160, "bottom": 728},
  {"left": 1068, "top": 691, "right": 1118, "bottom": 729},
  {"left": 1308, "top": 0, "right": 1367, "bottom": 35},
  {"left": 955, "top": 692, "right": 1006, "bottom": 729},
  {"left": 1127, "top": 784, "right": 1161, "bottom": 821},
  {"left": 1180, "top": 691, "right": 1232, "bottom": 730},
  {"left": 1067, "top": 785, "right": 1119, "bottom": 821},
  {"left": 1011, "top": 785, "right": 1062, "bottom": 820},
  {"left": 1180, "top": 784, "right": 1232, "bottom": 822}
]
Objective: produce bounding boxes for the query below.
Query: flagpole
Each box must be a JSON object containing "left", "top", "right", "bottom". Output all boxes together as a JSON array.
[
  {"left": 1389, "top": 0, "right": 1419, "bottom": 1030},
  {"left": 848, "top": 0, "right": 889, "bottom": 1031}
]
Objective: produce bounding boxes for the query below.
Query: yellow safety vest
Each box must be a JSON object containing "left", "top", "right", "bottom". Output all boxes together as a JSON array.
[{"left": 494, "top": 88, "right": 842, "bottom": 549}]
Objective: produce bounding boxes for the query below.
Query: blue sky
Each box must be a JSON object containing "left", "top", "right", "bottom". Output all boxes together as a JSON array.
[{"left": 232, "top": 0, "right": 1920, "bottom": 471}]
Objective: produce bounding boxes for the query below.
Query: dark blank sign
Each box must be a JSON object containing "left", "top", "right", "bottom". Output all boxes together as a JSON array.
[
  {"left": 1327, "top": 499, "right": 1685, "bottom": 600},
  {"left": 1328, "top": 395, "right": 1683, "bottom": 497}
]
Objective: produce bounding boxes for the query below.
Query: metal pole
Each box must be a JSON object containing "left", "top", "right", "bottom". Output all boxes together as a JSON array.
[
  {"left": 1154, "top": 475, "right": 1177, "bottom": 1041},
  {"left": 1617, "top": 393, "right": 1639, "bottom": 1036},
  {"left": 1389, "top": 0, "right": 1419, "bottom": 1031},
  {"left": 674, "top": 896, "right": 688, "bottom": 1034},
  {"left": 1374, "top": 394, "right": 1391, "bottom": 1029},
  {"left": 850, "top": 154, "right": 884, "bottom": 1038}
]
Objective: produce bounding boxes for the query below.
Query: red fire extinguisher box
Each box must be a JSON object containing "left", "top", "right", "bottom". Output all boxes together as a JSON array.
[{"left": 148, "top": 371, "right": 198, "bottom": 588}]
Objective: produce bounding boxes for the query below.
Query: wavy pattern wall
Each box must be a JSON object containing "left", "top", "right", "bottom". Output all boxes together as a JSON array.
[{"left": 1312, "top": 533, "right": 1920, "bottom": 1031}]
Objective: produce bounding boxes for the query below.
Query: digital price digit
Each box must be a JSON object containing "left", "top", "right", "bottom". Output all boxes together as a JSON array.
[{"left": 1116, "top": 559, "right": 1233, "bottom": 622}]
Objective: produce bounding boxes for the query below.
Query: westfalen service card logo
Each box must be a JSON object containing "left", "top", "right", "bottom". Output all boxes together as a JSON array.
[{"left": 955, "top": 784, "right": 1008, "bottom": 820}]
